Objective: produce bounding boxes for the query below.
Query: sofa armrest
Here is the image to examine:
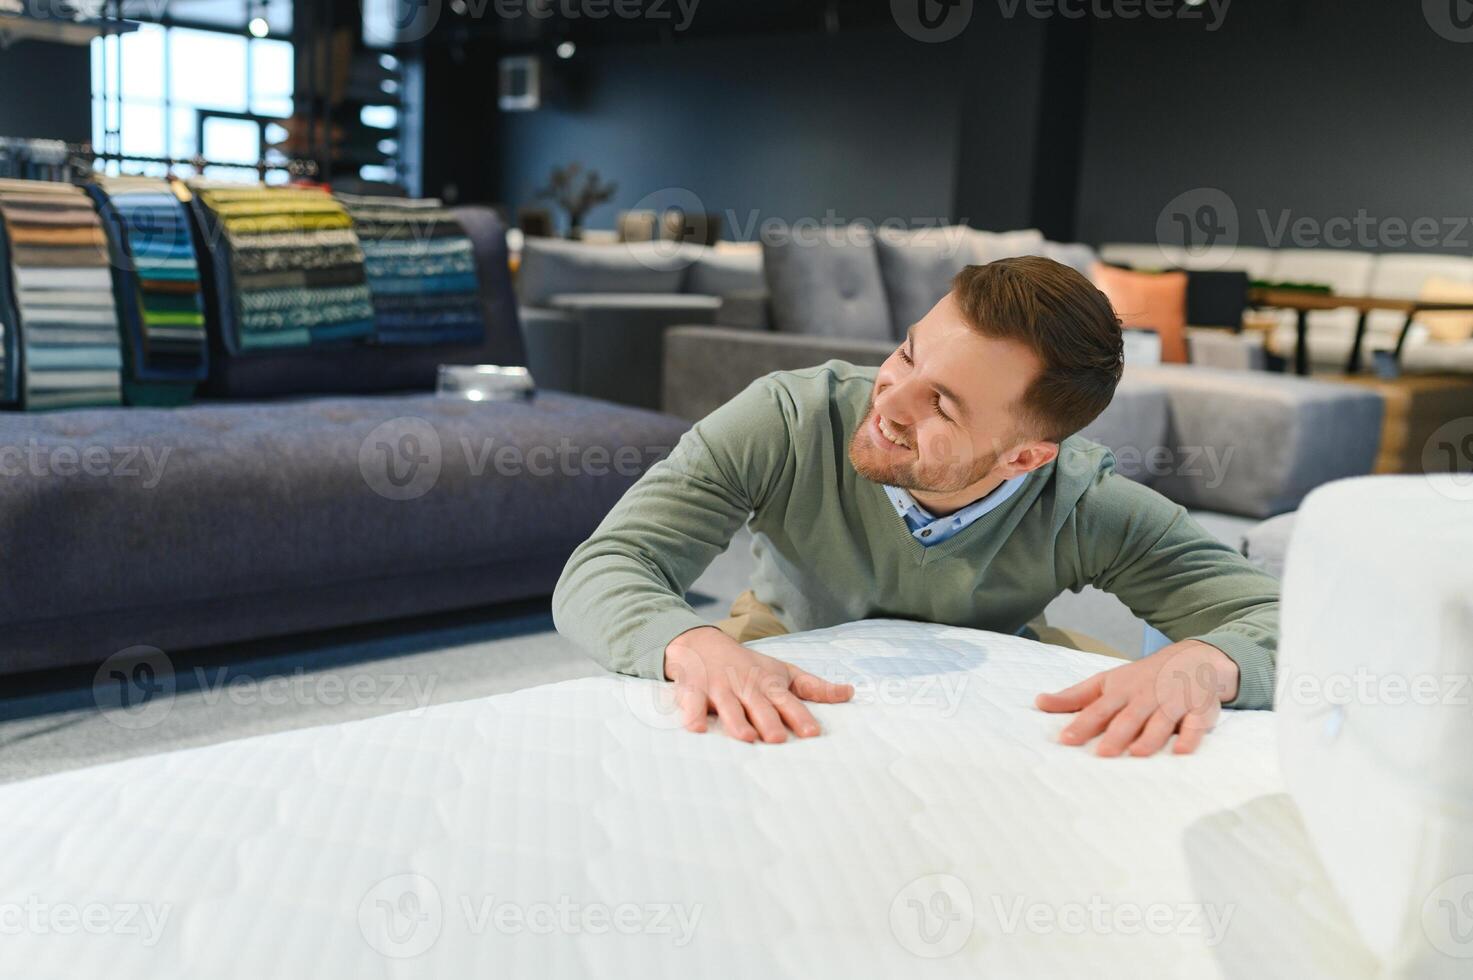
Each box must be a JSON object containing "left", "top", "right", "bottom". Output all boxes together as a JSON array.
[
  {"left": 1126, "top": 364, "right": 1384, "bottom": 518},
  {"left": 662, "top": 326, "right": 894, "bottom": 420},
  {"left": 519, "top": 306, "right": 580, "bottom": 394},
  {"left": 545, "top": 294, "right": 721, "bottom": 410},
  {"left": 713, "top": 289, "right": 771, "bottom": 331}
]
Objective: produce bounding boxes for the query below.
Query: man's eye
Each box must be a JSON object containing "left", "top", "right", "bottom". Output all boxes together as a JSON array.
[
  {"left": 896, "top": 347, "right": 913, "bottom": 364},
  {"left": 932, "top": 395, "right": 951, "bottom": 422}
]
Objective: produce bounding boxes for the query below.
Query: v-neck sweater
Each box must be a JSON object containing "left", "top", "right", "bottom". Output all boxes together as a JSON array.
[{"left": 553, "top": 361, "right": 1280, "bottom": 709}]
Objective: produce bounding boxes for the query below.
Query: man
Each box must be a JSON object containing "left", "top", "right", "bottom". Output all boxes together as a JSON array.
[{"left": 553, "top": 257, "right": 1278, "bottom": 755}]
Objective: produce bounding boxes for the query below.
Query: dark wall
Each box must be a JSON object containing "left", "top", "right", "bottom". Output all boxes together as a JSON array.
[
  {"left": 494, "top": 29, "right": 972, "bottom": 237},
  {"left": 1075, "top": 1, "right": 1473, "bottom": 252},
  {"left": 0, "top": 41, "right": 91, "bottom": 142}
]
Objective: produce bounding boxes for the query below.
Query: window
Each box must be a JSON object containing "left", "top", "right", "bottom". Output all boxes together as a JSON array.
[{"left": 91, "top": 23, "right": 294, "bottom": 185}]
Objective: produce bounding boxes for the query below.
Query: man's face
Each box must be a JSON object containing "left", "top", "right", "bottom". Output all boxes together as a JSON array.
[{"left": 848, "top": 292, "right": 1058, "bottom": 500}]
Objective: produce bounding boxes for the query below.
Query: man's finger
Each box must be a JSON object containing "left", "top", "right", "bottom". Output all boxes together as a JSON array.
[
  {"left": 768, "top": 690, "right": 821, "bottom": 738},
  {"left": 737, "top": 687, "right": 788, "bottom": 744},
  {"left": 1058, "top": 693, "right": 1127, "bottom": 746},
  {"left": 787, "top": 665, "right": 853, "bottom": 703},
  {"left": 1127, "top": 709, "right": 1180, "bottom": 757},
  {"left": 675, "top": 682, "right": 708, "bottom": 734},
  {"left": 708, "top": 687, "right": 757, "bottom": 743},
  {"left": 1035, "top": 672, "right": 1105, "bottom": 714},
  {"left": 1095, "top": 697, "right": 1157, "bottom": 757},
  {"left": 1172, "top": 703, "right": 1219, "bottom": 755}
]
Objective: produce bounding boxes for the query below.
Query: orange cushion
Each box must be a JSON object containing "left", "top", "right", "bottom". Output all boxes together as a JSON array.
[{"left": 1090, "top": 262, "right": 1189, "bottom": 363}]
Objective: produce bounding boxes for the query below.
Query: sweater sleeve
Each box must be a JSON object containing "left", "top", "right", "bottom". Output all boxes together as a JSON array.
[
  {"left": 551, "top": 377, "right": 795, "bottom": 679},
  {"left": 1067, "top": 461, "right": 1281, "bottom": 710}
]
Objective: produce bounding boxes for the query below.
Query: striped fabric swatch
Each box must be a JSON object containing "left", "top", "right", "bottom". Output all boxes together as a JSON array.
[
  {"left": 0, "top": 210, "right": 15, "bottom": 403},
  {"left": 88, "top": 175, "right": 207, "bottom": 406},
  {"left": 336, "top": 194, "right": 486, "bottom": 347},
  {"left": 0, "top": 178, "right": 122, "bottom": 409},
  {"left": 189, "top": 182, "right": 374, "bottom": 352}
]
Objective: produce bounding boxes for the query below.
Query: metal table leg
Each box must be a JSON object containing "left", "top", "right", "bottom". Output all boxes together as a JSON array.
[{"left": 1295, "top": 309, "right": 1310, "bottom": 375}]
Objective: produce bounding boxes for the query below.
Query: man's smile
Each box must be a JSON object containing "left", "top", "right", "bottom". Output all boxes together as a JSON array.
[{"left": 873, "top": 411, "right": 914, "bottom": 451}]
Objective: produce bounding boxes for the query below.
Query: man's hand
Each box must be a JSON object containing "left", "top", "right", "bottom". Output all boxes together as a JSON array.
[
  {"left": 1034, "top": 640, "right": 1240, "bottom": 756},
  {"left": 664, "top": 627, "right": 854, "bottom": 743}
]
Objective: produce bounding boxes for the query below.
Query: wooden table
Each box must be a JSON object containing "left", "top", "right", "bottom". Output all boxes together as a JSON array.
[{"left": 1248, "top": 288, "right": 1473, "bottom": 376}]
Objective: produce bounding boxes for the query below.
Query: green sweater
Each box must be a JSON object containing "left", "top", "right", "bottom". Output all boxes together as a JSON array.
[{"left": 553, "top": 361, "right": 1280, "bottom": 709}]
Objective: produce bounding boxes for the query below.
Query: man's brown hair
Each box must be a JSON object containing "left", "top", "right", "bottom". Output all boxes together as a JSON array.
[{"left": 952, "top": 256, "right": 1124, "bottom": 442}]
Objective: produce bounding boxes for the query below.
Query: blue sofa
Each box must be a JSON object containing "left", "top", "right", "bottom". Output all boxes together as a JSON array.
[{"left": 0, "top": 208, "right": 690, "bottom": 675}]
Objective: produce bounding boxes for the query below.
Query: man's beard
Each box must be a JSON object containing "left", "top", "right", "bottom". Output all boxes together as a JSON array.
[{"left": 848, "top": 398, "right": 999, "bottom": 494}]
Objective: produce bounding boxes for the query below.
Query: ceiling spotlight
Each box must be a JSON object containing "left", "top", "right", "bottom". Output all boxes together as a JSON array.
[
  {"left": 248, "top": 17, "right": 269, "bottom": 37},
  {"left": 556, "top": 41, "right": 576, "bottom": 59}
]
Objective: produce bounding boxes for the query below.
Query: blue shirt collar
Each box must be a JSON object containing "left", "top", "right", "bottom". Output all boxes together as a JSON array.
[{"left": 882, "top": 474, "right": 1028, "bottom": 546}]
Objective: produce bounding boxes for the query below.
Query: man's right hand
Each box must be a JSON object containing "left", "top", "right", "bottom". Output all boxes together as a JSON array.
[{"left": 664, "top": 627, "right": 853, "bottom": 743}]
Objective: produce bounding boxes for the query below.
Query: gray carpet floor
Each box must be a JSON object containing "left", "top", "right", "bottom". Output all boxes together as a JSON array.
[{"left": 0, "top": 512, "right": 1254, "bottom": 784}]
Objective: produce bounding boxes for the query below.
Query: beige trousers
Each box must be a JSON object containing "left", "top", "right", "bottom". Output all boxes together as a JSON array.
[{"left": 714, "top": 589, "right": 1129, "bottom": 660}]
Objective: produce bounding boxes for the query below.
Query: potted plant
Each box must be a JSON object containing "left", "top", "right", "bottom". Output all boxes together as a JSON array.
[{"left": 536, "top": 163, "right": 617, "bottom": 240}]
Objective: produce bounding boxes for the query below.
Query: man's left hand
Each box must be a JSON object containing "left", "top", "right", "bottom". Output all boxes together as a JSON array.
[{"left": 1034, "top": 640, "right": 1240, "bottom": 756}]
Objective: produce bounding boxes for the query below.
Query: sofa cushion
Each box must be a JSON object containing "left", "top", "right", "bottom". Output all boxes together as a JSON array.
[
  {"left": 1030, "top": 240, "right": 1099, "bottom": 277},
  {"left": 518, "top": 238, "right": 698, "bottom": 307},
  {"left": 968, "top": 227, "right": 1046, "bottom": 264},
  {"left": 0, "top": 392, "right": 690, "bottom": 674},
  {"left": 1414, "top": 275, "right": 1473, "bottom": 343},
  {"left": 873, "top": 225, "right": 975, "bottom": 332},
  {"left": 1091, "top": 263, "right": 1190, "bottom": 363},
  {"left": 685, "top": 247, "right": 764, "bottom": 298},
  {"left": 761, "top": 226, "right": 893, "bottom": 341}
]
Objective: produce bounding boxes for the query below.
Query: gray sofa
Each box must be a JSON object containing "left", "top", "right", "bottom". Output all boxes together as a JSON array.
[
  {"left": 662, "top": 327, "right": 1383, "bottom": 520},
  {"left": 517, "top": 238, "right": 765, "bottom": 409},
  {"left": 661, "top": 222, "right": 1387, "bottom": 522},
  {"left": 0, "top": 209, "right": 690, "bottom": 676}
]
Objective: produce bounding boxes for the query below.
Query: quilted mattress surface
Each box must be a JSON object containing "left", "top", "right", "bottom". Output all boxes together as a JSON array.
[{"left": 0, "top": 620, "right": 1373, "bottom": 979}]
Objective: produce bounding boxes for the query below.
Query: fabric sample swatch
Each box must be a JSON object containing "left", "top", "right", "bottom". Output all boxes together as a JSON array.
[
  {"left": 0, "top": 178, "right": 121, "bottom": 409},
  {"left": 336, "top": 192, "right": 486, "bottom": 347},
  {"left": 87, "top": 175, "right": 208, "bottom": 405}
]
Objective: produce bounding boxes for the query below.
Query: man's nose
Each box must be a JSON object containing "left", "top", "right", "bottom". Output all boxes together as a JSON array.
[{"left": 874, "top": 377, "right": 922, "bottom": 427}]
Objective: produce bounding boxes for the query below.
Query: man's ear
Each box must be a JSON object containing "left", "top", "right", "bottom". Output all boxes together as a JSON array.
[{"left": 1003, "top": 440, "right": 1059, "bottom": 476}]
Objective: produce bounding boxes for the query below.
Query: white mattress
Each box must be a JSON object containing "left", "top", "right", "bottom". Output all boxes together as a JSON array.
[{"left": 0, "top": 620, "right": 1374, "bottom": 979}]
